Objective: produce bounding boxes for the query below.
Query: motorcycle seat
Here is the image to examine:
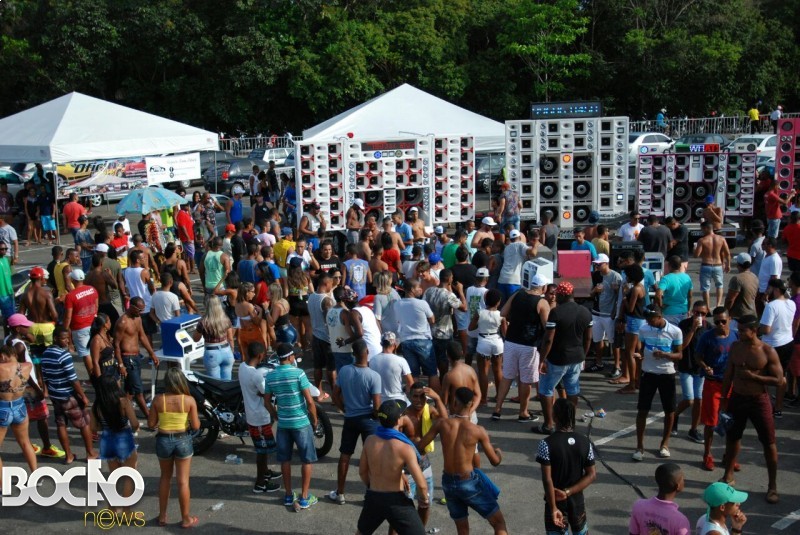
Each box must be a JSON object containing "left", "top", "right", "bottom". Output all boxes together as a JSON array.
[{"left": 194, "top": 373, "right": 242, "bottom": 395}]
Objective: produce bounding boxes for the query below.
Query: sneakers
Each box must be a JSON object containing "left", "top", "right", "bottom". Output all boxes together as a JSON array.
[
  {"left": 658, "top": 446, "right": 671, "bottom": 458},
  {"left": 773, "top": 410, "right": 783, "bottom": 419},
  {"left": 283, "top": 491, "right": 298, "bottom": 506},
  {"left": 264, "top": 468, "right": 279, "bottom": 480},
  {"left": 31, "top": 444, "right": 42, "bottom": 455},
  {"left": 609, "top": 368, "right": 622, "bottom": 379},
  {"left": 687, "top": 429, "right": 704, "bottom": 444},
  {"left": 632, "top": 450, "right": 644, "bottom": 462},
  {"left": 298, "top": 494, "right": 318, "bottom": 509},
  {"left": 327, "top": 490, "right": 346, "bottom": 505},
  {"left": 40, "top": 445, "right": 66, "bottom": 458},
  {"left": 491, "top": 412, "right": 501, "bottom": 421},
  {"left": 253, "top": 480, "right": 281, "bottom": 493},
  {"left": 517, "top": 414, "right": 539, "bottom": 423},
  {"left": 702, "top": 454, "right": 715, "bottom": 471},
  {"left": 587, "top": 362, "right": 605, "bottom": 373}
]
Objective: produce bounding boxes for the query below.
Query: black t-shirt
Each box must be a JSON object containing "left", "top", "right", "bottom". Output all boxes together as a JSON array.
[
  {"left": 317, "top": 255, "right": 343, "bottom": 274},
  {"left": 668, "top": 224, "right": 689, "bottom": 261},
  {"left": 471, "top": 250, "right": 490, "bottom": 269},
  {"left": 451, "top": 263, "right": 477, "bottom": 289},
  {"left": 677, "top": 318, "right": 712, "bottom": 374},
  {"left": 231, "top": 234, "right": 247, "bottom": 268},
  {"left": 253, "top": 204, "right": 270, "bottom": 228},
  {"left": 505, "top": 291, "right": 545, "bottom": 346},
  {"left": 137, "top": 218, "right": 147, "bottom": 238},
  {"left": 546, "top": 301, "right": 593, "bottom": 365},
  {"left": 266, "top": 168, "right": 278, "bottom": 192},
  {"left": 637, "top": 224, "right": 672, "bottom": 256}
]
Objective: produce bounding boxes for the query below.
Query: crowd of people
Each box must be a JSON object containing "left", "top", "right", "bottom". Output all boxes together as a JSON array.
[{"left": 0, "top": 180, "right": 793, "bottom": 534}]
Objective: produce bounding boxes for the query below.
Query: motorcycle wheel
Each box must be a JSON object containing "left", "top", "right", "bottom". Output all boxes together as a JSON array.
[
  {"left": 191, "top": 403, "right": 220, "bottom": 455},
  {"left": 314, "top": 405, "right": 334, "bottom": 458}
]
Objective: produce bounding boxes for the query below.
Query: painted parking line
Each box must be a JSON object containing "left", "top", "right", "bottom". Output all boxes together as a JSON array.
[
  {"left": 593, "top": 412, "right": 665, "bottom": 446},
  {"left": 772, "top": 509, "right": 800, "bottom": 530}
]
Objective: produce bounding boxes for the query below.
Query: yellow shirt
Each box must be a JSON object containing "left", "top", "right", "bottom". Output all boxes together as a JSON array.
[
  {"left": 591, "top": 237, "right": 610, "bottom": 257},
  {"left": 273, "top": 238, "right": 295, "bottom": 268},
  {"left": 748, "top": 108, "right": 760, "bottom": 122}
]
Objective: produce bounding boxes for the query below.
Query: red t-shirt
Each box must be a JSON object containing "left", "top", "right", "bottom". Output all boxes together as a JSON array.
[
  {"left": 785, "top": 222, "right": 800, "bottom": 259},
  {"left": 63, "top": 201, "right": 86, "bottom": 229},
  {"left": 766, "top": 191, "right": 783, "bottom": 220},
  {"left": 381, "top": 248, "right": 401, "bottom": 272},
  {"left": 65, "top": 285, "right": 99, "bottom": 330},
  {"left": 176, "top": 209, "right": 195, "bottom": 242}
]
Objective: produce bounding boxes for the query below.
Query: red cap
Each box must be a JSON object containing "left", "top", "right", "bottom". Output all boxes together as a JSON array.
[
  {"left": 29, "top": 266, "right": 46, "bottom": 279},
  {"left": 555, "top": 281, "right": 574, "bottom": 296},
  {"left": 225, "top": 224, "right": 236, "bottom": 232}
]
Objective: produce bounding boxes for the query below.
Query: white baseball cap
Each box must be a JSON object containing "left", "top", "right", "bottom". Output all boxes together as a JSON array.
[
  {"left": 353, "top": 198, "right": 365, "bottom": 209},
  {"left": 529, "top": 273, "right": 549, "bottom": 287},
  {"left": 481, "top": 216, "right": 497, "bottom": 227},
  {"left": 509, "top": 229, "right": 521, "bottom": 239},
  {"left": 476, "top": 267, "right": 490, "bottom": 278},
  {"left": 69, "top": 268, "right": 86, "bottom": 281},
  {"left": 434, "top": 225, "right": 445, "bottom": 235},
  {"left": 409, "top": 206, "right": 419, "bottom": 212},
  {"left": 95, "top": 243, "right": 109, "bottom": 253},
  {"left": 592, "top": 253, "right": 610, "bottom": 264},
  {"left": 232, "top": 185, "right": 245, "bottom": 195}
]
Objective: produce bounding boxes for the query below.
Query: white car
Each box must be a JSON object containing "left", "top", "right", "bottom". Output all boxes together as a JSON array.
[
  {"left": 732, "top": 134, "right": 776, "bottom": 158},
  {"left": 628, "top": 132, "right": 674, "bottom": 163}
]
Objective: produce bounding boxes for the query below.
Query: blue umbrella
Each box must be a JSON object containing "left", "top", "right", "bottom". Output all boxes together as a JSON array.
[{"left": 115, "top": 187, "right": 187, "bottom": 215}]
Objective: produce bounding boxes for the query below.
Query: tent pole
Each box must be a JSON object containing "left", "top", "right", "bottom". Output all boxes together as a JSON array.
[{"left": 52, "top": 164, "right": 61, "bottom": 246}]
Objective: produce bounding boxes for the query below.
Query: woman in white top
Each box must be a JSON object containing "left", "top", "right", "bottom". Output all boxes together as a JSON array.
[{"left": 469, "top": 289, "right": 507, "bottom": 412}]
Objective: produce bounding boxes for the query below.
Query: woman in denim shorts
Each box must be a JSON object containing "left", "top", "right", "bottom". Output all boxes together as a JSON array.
[
  {"left": 147, "top": 368, "right": 201, "bottom": 529},
  {"left": 0, "top": 346, "right": 38, "bottom": 473},
  {"left": 91, "top": 376, "right": 140, "bottom": 500},
  {"left": 619, "top": 265, "right": 646, "bottom": 394}
]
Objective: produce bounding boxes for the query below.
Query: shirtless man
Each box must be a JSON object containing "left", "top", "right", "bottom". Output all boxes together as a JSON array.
[
  {"left": 59, "top": 248, "right": 82, "bottom": 297},
  {"left": 703, "top": 196, "right": 724, "bottom": 231},
  {"left": 346, "top": 199, "right": 365, "bottom": 245},
  {"left": 720, "top": 315, "right": 783, "bottom": 504},
  {"left": 356, "top": 399, "right": 428, "bottom": 535},
  {"left": 130, "top": 234, "right": 152, "bottom": 272},
  {"left": 398, "top": 383, "right": 447, "bottom": 531},
  {"left": 442, "top": 341, "right": 481, "bottom": 415},
  {"left": 693, "top": 220, "right": 730, "bottom": 308},
  {"left": 114, "top": 296, "right": 159, "bottom": 418},
  {"left": 84, "top": 254, "right": 120, "bottom": 328},
  {"left": 418, "top": 387, "right": 507, "bottom": 535},
  {"left": 408, "top": 207, "right": 429, "bottom": 243},
  {"left": 378, "top": 216, "right": 405, "bottom": 252},
  {"left": 471, "top": 217, "right": 497, "bottom": 249},
  {"left": 17, "top": 267, "right": 57, "bottom": 355}
]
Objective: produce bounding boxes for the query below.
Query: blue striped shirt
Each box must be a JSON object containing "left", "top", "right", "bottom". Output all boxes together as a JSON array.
[
  {"left": 39, "top": 345, "right": 78, "bottom": 401},
  {"left": 264, "top": 364, "right": 311, "bottom": 429}
]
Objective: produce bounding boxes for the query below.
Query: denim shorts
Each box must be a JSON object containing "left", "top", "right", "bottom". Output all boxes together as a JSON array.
[
  {"left": 699, "top": 264, "right": 724, "bottom": 292},
  {"left": 333, "top": 352, "right": 355, "bottom": 374},
  {"left": 0, "top": 397, "right": 27, "bottom": 427},
  {"left": 441, "top": 470, "right": 501, "bottom": 521},
  {"left": 276, "top": 425, "right": 318, "bottom": 464},
  {"left": 497, "top": 283, "right": 521, "bottom": 301},
  {"left": 625, "top": 316, "right": 645, "bottom": 335},
  {"left": 155, "top": 432, "right": 194, "bottom": 460},
  {"left": 275, "top": 323, "right": 298, "bottom": 345},
  {"left": 679, "top": 372, "right": 705, "bottom": 401},
  {"left": 100, "top": 428, "right": 137, "bottom": 462},
  {"left": 400, "top": 338, "right": 436, "bottom": 377},
  {"left": 122, "top": 355, "right": 144, "bottom": 395},
  {"left": 538, "top": 361, "right": 582, "bottom": 397},
  {"left": 407, "top": 465, "right": 434, "bottom": 502},
  {"left": 71, "top": 327, "right": 91, "bottom": 358},
  {"left": 340, "top": 414, "right": 378, "bottom": 455}
]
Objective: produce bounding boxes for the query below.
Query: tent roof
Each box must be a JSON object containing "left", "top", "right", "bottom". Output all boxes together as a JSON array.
[
  {"left": 303, "top": 84, "right": 505, "bottom": 153},
  {"left": 0, "top": 92, "right": 218, "bottom": 163}
]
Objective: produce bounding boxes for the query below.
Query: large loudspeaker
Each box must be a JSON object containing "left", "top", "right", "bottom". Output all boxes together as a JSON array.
[
  {"left": 296, "top": 142, "right": 346, "bottom": 230},
  {"left": 775, "top": 118, "right": 800, "bottom": 196}
]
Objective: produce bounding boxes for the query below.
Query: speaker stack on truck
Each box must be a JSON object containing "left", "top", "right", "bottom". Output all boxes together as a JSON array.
[
  {"left": 505, "top": 115, "right": 629, "bottom": 229},
  {"left": 635, "top": 144, "right": 756, "bottom": 223},
  {"left": 295, "top": 136, "right": 474, "bottom": 231},
  {"left": 776, "top": 117, "right": 800, "bottom": 196}
]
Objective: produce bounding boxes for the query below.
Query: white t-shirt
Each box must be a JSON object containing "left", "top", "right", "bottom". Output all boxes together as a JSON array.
[
  {"left": 761, "top": 298, "right": 796, "bottom": 347},
  {"left": 618, "top": 222, "right": 644, "bottom": 241},
  {"left": 151, "top": 290, "right": 180, "bottom": 322},
  {"left": 0, "top": 224, "right": 18, "bottom": 248},
  {"left": 466, "top": 286, "right": 488, "bottom": 337},
  {"left": 238, "top": 361, "right": 271, "bottom": 426},
  {"left": 758, "top": 252, "right": 782, "bottom": 293},
  {"left": 638, "top": 320, "right": 683, "bottom": 374},
  {"left": 255, "top": 232, "right": 276, "bottom": 247},
  {"left": 402, "top": 260, "right": 419, "bottom": 281},
  {"left": 369, "top": 352, "right": 411, "bottom": 404},
  {"left": 498, "top": 241, "right": 530, "bottom": 285},
  {"left": 393, "top": 298, "right": 434, "bottom": 341},
  {"left": 354, "top": 306, "right": 382, "bottom": 358}
]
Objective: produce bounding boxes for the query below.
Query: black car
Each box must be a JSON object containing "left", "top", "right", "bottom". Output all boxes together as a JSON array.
[
  {"left": 199, "top": 150, "right": 237, "bottom": 174},
  {"left": 203, "top": 158, "right": 262, "bottom": 195},
  {"left": 476, "top": 153, "right": 505, "bottom": 194}
]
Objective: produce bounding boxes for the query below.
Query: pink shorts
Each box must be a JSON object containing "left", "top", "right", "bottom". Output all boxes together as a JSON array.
[{"left": 501, "top": 341, "right": 539, "bottom": 384}]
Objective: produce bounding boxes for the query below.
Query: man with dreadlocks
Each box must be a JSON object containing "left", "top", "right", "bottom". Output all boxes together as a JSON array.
[{"left": 535, "top": 397, "right": 597, "bottom": 535}]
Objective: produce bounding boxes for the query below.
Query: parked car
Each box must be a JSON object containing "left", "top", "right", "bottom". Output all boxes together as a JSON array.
[
  {"left": 628, "top": 132, "right": 674, "bottom": 163},
  {"left": 203, "top": 158, "right": 262, "bottom": 196},
  {"left": 674, "top": 133, "right": 732, "bottom": 150},
  {"left": 199, "top": 150, "right": 235, "bottom": 174},
  {"left": 0, "top": 169, "right": 29, "bottom": 199},
  {"left": 476, "top": 154, "right": 505, "bottom": 194},
  {"left": 732, "top": 134, "right": 776, "bottom": 158},
  {"left": 248, "top": 147, "right": 292, "bottom": 166},
  {"left": 276, "top": 150, "right": 296, "bottom": 179},
  {"left": 209, "top": 193, "right": 253, "bottom": 235},
  {"left": 9, "top": 162, "right": 56, "bottom": 181}
]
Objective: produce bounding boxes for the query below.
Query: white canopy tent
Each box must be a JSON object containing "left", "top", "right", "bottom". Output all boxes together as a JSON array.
[
  {"left": 0, "top": 92, "right": 218, "bottom": 163},
  {"left": 303, "top": 83, "right": 505, "bottom": 152}
]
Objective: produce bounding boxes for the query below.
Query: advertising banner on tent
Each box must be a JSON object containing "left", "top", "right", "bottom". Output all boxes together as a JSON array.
[
  {"left": 56, "top": 159, "right": 148, "bottom": 200},
  {"left": 145, "top": 153, "right": 200, "bottom": 185}
]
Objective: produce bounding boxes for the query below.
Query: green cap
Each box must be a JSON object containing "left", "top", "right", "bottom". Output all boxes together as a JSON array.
[{"left": 703, "top": 482, "right": 748, "bottom": 507}]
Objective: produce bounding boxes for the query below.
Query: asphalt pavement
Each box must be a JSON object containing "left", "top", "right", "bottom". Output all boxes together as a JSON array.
[{"left": 4, "top": 195, "right": 800, "bottom": 534}]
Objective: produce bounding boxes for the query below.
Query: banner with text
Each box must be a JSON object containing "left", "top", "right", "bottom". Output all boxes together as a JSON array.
[{"left": 145, "top": 153, "right": 201, "bottom": 185}]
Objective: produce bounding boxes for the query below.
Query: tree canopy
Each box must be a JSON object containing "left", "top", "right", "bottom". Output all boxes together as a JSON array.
[{"left": 0, "top": 0, "right": 796, "bottom": 134}]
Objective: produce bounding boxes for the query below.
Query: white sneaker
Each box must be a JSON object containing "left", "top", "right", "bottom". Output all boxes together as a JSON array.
[
  {"left": 632, "top": 450, "right": 644, "bottom": 462},
  {"left": 327, "top": 490, "right": 345, "bottom": 505},
  {"left": 659, "top": 446, "right": 671, "bottom": 458}
]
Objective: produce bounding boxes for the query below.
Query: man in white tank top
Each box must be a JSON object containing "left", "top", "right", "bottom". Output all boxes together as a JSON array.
[{"left": 123, "top": 250, "right": 156, "bottom": 337}]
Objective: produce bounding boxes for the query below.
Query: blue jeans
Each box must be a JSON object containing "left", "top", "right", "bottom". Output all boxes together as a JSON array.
[
  {"left": 275, "top": 323, "right": 298, "bottom": 345},
  {"left": 768, "top": 218, "right": 781, "bottom": 238},
  {"left": 539, "top": 361, "right": 583, "bottom": 397},
  {"left": 500, "top": 215, "right": 520, "bottom": 233},
  {"left": 333, "top": 352, "right": 355, "bottom": 374},
  {"left": 679, "top": 372, "right": 705, "bottom": 401},
  {"left": 400, "top": 339, "right": 436, "bottom": 377},
  {"left": 276, "top": 425, "right": 318, "bottom": 464},
  {"left": 203, "top": 346, "right": 234, "bottom": 380}
]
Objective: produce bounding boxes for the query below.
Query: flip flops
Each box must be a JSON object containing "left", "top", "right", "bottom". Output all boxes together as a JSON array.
[
  {"left": 181, "top": 516, "right": 199, "bottom": 529},
  {"left": 766, "top": 489, "right": 779, "bottom": 504}
]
